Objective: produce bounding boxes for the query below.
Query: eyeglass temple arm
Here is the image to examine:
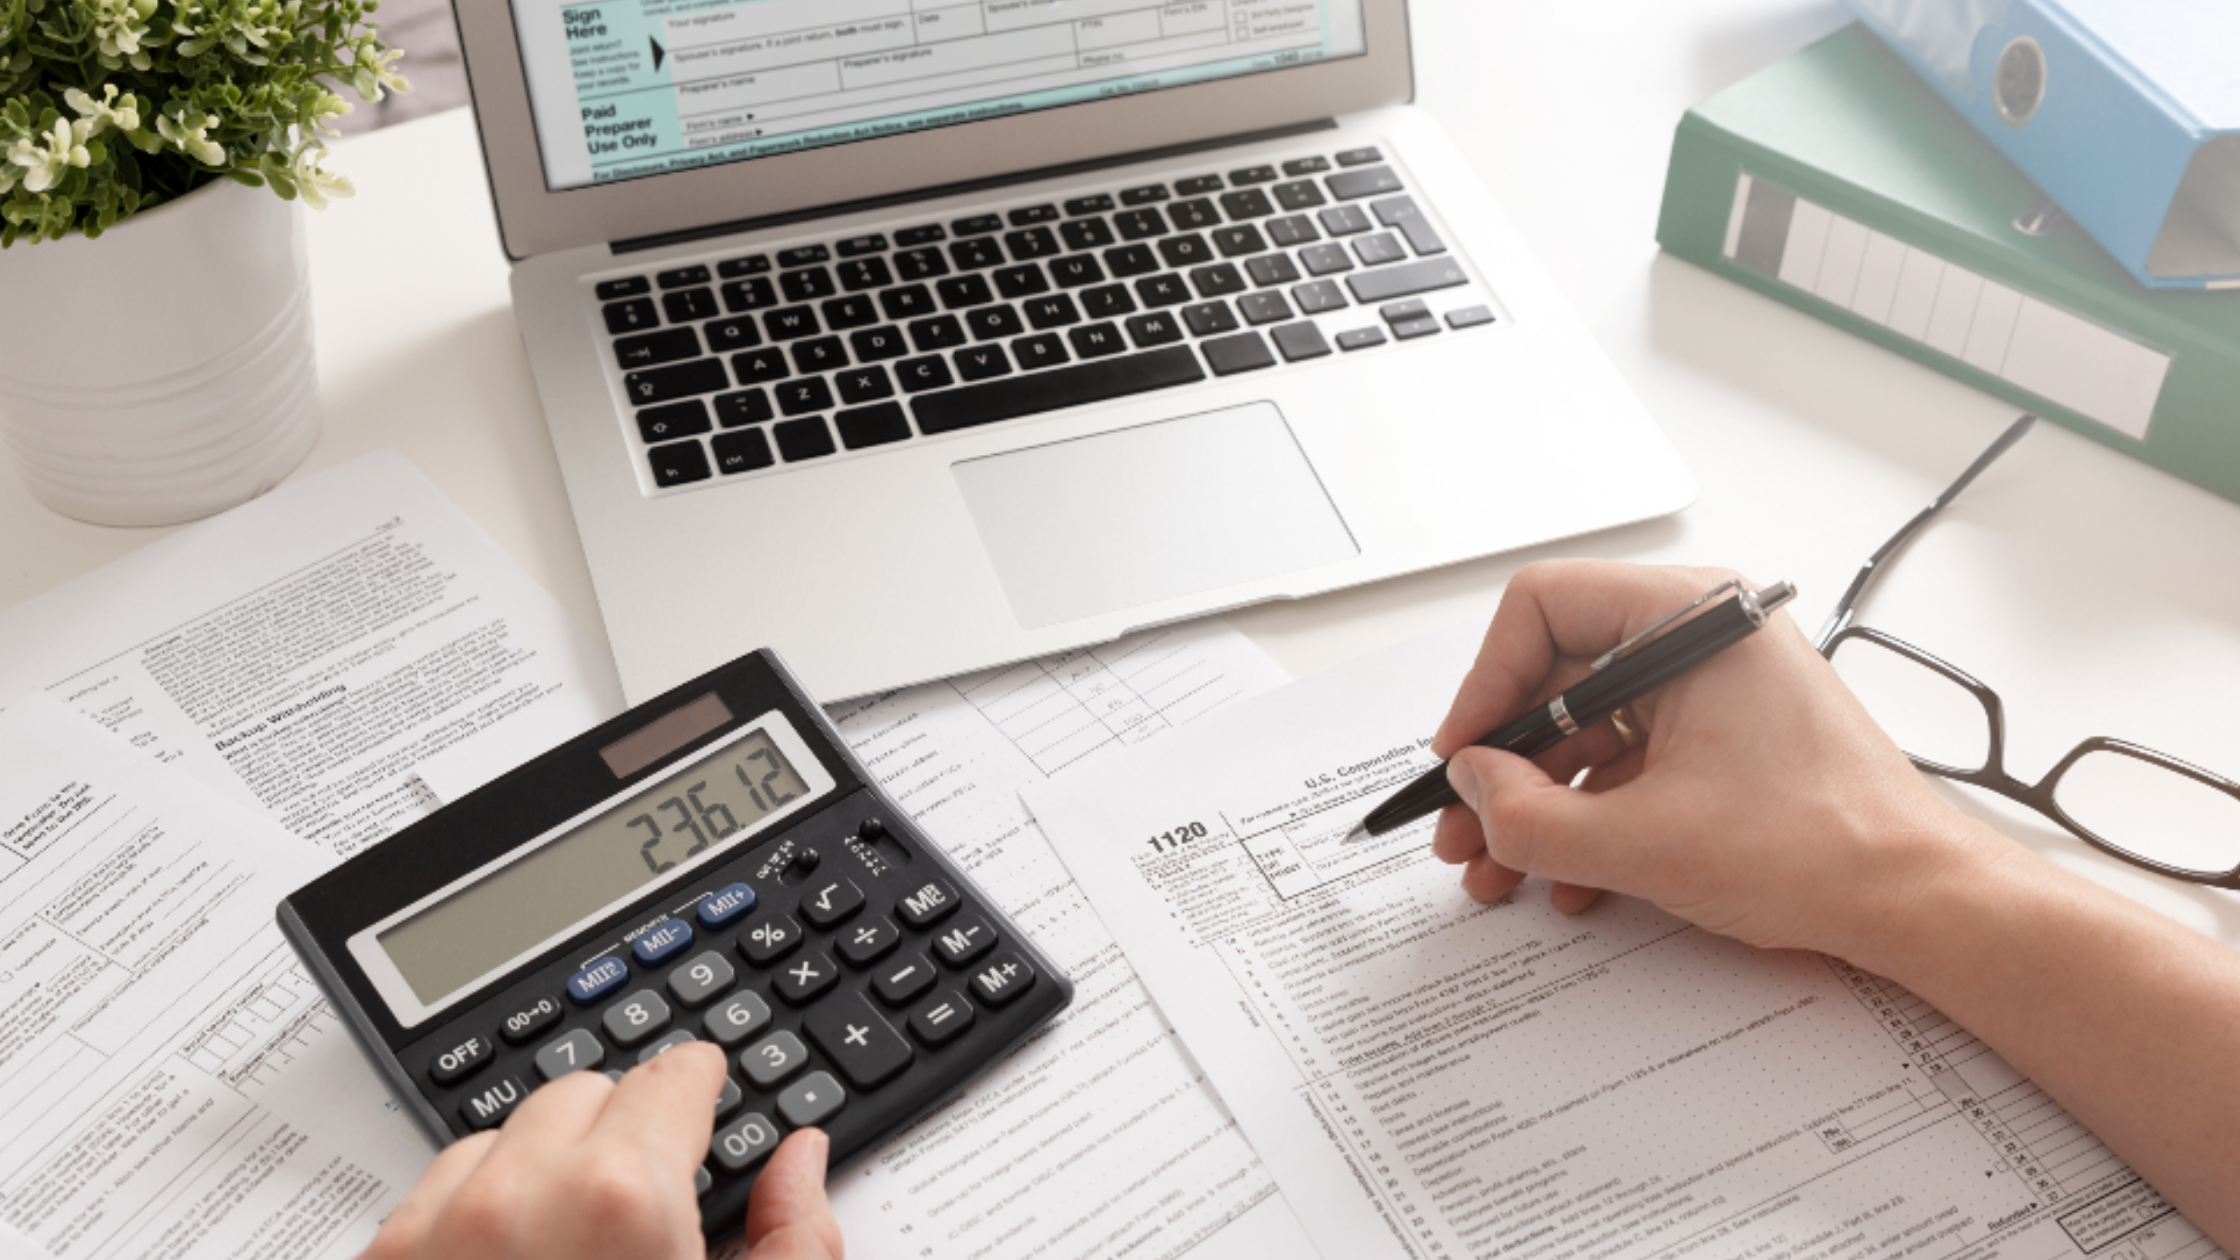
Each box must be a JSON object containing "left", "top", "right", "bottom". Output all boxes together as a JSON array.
[{"left": 1814, "top": 414, "right": 2038, "bottom": 653}]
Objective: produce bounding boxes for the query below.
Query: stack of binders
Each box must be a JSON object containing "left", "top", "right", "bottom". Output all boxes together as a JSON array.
[{"left": 1655, "top": 23, "right": 2240, "bottom": 506}]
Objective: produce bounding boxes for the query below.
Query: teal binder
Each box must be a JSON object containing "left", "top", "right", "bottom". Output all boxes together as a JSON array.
[{"left": 1655, "top": 26, "right": 2240, "bottom": 505}]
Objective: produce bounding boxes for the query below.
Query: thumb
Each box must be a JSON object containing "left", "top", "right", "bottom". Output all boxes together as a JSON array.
[
  {"left": 1448, "top": 747, "right": 1650, "bottom": 894},
  {"left": 745, "top": 1129, "right": 843, "bottom": 1260}
]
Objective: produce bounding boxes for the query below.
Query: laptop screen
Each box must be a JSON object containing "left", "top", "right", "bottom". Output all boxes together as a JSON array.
[{"left": 513, "top": 1, "right": 1371, "bottom": 192}]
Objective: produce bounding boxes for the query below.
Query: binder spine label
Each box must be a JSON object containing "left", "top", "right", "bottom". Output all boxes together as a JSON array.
[{"left": 1723, "top": 172, "right": 2172, "bottom": 440}]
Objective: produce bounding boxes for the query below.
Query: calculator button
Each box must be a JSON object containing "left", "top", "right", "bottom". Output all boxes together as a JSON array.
[
  {"left": 603, "top": 991, "right": 673, "bottom": 1046},
  {"left": 699, "top": 882, "right": 758, "bottom": 929},
  {"left": 738, "top": 911, "right": 803, "bottom": 966},
  {"left": 566, "top": 957, "right": 630, "bottom": 1006},
  {"left": 637, "top": 1029, "right": 698, "bottom": 1064},
  {"left": 535, "top": 1028, "right": 607, "bottom": 1080},
  {"left": 799, "top": 878, "right": 865, "bottom": 928},
  {"left": 804, "top": 993, "right": 914, "bottom": 1089},
  {"left": 894, "top": 879, "right": 961, "bottom": 928},
  {"left": 695, "top": 1166, "right": 714, "bottom": 1197},
  {"left": 712, "top": 1111, "right": 782, "bottom": 1172},
  {"left": 500, "top": 996, "right": 564, "bottom": 1046},
  {"left": 931, "top": 914, "right": 998, "bottom": 968},
  {"left": 705, "top": 991, "right": 775, "bottom": 1046},
  {"left": 740, "top": 1030, "right": 810, "bottom": 1088},
  {"left": 835, "top": 916, "right": 900, "bottom": 966},
  {"left": 968, "top": 953, "right": 1036, "bottom": 1007},
  {"left": 777, "top": 1072, "right": 847, "bottom": 1128},
  {"left": 606, "top": 1070, "right": 626, "bottom": 1082},
  {"left": 909, "top": 992, "right": 977, "bottom": 1047},
  {"left": 428, "top": 1034, "right": 493, "bottom": 1085},
  {"left": 716, "top": 1078, "right": 743, "bottom": 1118},
  {"left": 633, "top": 921, "right": 695, "bottom": 967},
  {"left": 667, "top": 950, "right": 737, "bottom": 1008},
  {"left": 773, "top": 951, "right": 841, "bottom": 1006},
  {"left": 872, "top": 953, "right": 938, "bottom": 1007},
  {"left": 459, "top": 1075, "right": 530, "bottom": 1131}
]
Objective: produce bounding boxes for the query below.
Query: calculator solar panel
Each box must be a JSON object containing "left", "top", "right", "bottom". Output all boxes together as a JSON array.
[{"left": 277, "top": 649, "right": 1071, "bottom": 1242}]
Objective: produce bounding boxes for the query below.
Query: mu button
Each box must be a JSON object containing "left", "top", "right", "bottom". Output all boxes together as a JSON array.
[{"left": 459, "top": 1075, "right": 529, "bottom": 1131}]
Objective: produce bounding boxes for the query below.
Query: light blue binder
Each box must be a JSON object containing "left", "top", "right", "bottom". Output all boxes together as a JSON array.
[{"left": 1843, "top": 0, "right": 2240, "bottom": 290}]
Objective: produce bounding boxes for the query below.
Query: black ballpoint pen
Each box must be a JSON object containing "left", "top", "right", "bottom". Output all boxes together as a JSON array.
[{"left": 1343, "top": 579, "right": 1798, "bottom": 843}]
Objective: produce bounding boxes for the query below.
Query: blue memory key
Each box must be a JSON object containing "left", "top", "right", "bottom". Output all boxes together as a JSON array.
[
  {"left": 567, "top": 956, "right": 629, "bottom": 1005},
  {"left": 698, "top": 882, "right": 758, "bottom": 929},
  {"left": 633, "top": 920, "right": 695, "bottom": 966}
]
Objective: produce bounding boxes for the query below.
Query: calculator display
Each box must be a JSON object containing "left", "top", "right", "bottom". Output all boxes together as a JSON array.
[{"left": 378, "top": 727, "right": 814, "bottom": 1007}]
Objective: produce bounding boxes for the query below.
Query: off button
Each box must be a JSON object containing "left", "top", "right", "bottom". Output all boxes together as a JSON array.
[{"left": 430, "top": 1034, "right": 493, "bottom": 1085}]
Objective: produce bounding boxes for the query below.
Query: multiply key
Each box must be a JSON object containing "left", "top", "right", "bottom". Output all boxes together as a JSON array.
[
  {"left": 805, "top": 992, "right": 915, "bottom": 1088},
  {"left": 774, "top": 950, "right": 840, "bottom": 1005}
]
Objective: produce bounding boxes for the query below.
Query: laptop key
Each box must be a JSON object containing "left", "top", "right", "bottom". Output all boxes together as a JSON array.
[
  {"left": 1267, "top": 214, "right": 1320, "bottom": 247},
  {"left": 1012, "top": 333, "right": 1068, "bottom": 371},
  {"left": 1049, "top": 255, "right": 1106, "bottom": 288},
  {"left": 625, "top": 359, "right": 729, "bottom": 405},
  {"left": 1229, "top": 164, "right": 1277, "bottom": 185},
  {"left": 909, "top": 316, "right": 966, "bottom": 352},
  {"left": 765, "top": 306, "right": 821, "bottom": 341},
  {"left": 1174, "top": 175, "right": 1223, "bottom": 196},
  {"left": 704, "top": 317, "right": 761, "bottom": 352},
  {"left": 1114, "top": 208, "right": 1168, "bottom": 241},
  {"left": 1246, "top": 254, "right": 1301, "bottom": 287},
  {"left": 836, "top": 234, "right": 887, "bottom": 257},
  {"left": 952, "top": 214, "right": 1002, "bottom": 236},
  {"left": 777, "top": 245, "right": 830, "bottom": 267},
  {"left": 954, "top": 344, "right": 1012, "bottom": 381},
  {"left": 663, "top": 288, "right": 719, "bottom": 323},
  {"left": 792, "top": 337, "right": 848, "bottom": 375},
  {"left": 913, "top": 344, "right": 1203, "bottom": 436},
  {"left": 1134, "top": 275, "right": 1189, "bottom": 308},
  {"left": 774, "top": 418, "right": 836, "bottom": 462},
  {"left": 1118, "top": 183, "right": 1169, "bottom": 205},
  {"left": 1067, "top": 322, "right": 1125, "bottom": 359},
  {"left": 1169, "top": 199, "right": 1219, "bottom": 231},
  {"left": 1292, "top": 279, "right": 1348, "bottom": 314},
  {"left": 936, "top": 275, "right": 995, "bottom": 309},
  {"left": 1271, "top": 321, "right": 1332, "bottom": 362},
  {"left": 1354, "top": 232, "right": 1407, "bottom": 267},
  {"left": 1059, "top": 218, "right": 1114, "bottom": 251},
  {"left": 895, "top": 247, "right": 949, "bottom": 281},
  {"left": 897, "top": 355, "right": 955, "bottom": 393},
  {"left": 1379, "top": 299, "right": 1432, "bottom": 325},
  {"left": 838, "top": 257, "right": 894, "bottom": 291},
  {"left": 1218, "top": 189, "right": 1275, "bottom": 220},
  {"left": 1329, "top": 165, "right": 1405, "bottom": 200},
  {"left": 894, "top": 224, "right": 946, "bottom": 247},
  {"left": 1318, "top": 205, "right": 1373, "bottom": 236},
  {"left": 1004, "top": 227, "right": 1059, "bottom": 261},
  {"left": 604, "top": 298, "right": 659, "bottom": 334},
  {"left": 1346, "top": 257, "right": 1469, "bottom": 305},
  {"left": 850, "top": 326, "right": 909, "bottom": 362},
  {"left": 837, "top": 366, "right": 895, "bottom": 404},
  {"left": 949, "top": 238, "right": 1003, "bottom": 271},
  {"left": 1158, "top": 234, "right": 1212, "bottom": 268},
  {"left": 1392, "top": 315, "right": 1442, "bottom": 340},
  {"left": 1283, "top": 156, "right": 1331, "bottom": 176},
  {"left": 731, "top": 349, "right": 790, "bottom": 385},
  {"left": 615, "top": 327, "right": 700, "bottom": 369},
  {"left": 1336, "top": 146, "right": 1383, "bottom": 167},
  {"left": 778, "top": 378, "right": 835, "bottom": 416},
  {"left": 647, "top": 440, "right": 712, "bottom": 487},
  {"left": 993, "top": 265, "right": 1048, "bottom": 299},
  {"left": 1182, "top": 300, "right": 1239, "bottom": 336},
  {"left": 880, "top": 285, "right": 936, "bottom": 321},
  {"left": 717, "top": 255, "right": 771, "bottom": 278},
  {"left": 1212, "top": 225, "right": 1267, "bottom": 257},
  {"left": 715, "top": 389, "right": 774, "bottom": 427},
  {"left": 1202, "top": 331, "right": 1276, "bottom": 376},
  {"left": 1298, "top": 243, "right": 1355, "bottom": 276},
  {"left": 711, "top": 428, "right": 775, "bottom": 474},
  {"left": 835, "top": 403, "right": 913, "bottom": 450},
  {"left": 1125, "top": 312, "right": 1185, "bottom": 348},
  {"left": 1238, "top": 292, "right": 1293, "bottom": 326},
  {"left": 781, "top": 267, "right": 837, "bottom": 302},
  {"left": 1447, "top": 305, "right": 1497, "bottom": 329},
  {"left": 1337, "top": 326, "right": 1387, "bottom": 351},
  {"left": 637, "top": 400, "right": 711, "bottom": 443},
  {"left": 597, "top": 276, "right": 651, "bottom": 300},
  {"left": 1024, "top": 295, "right": 1081, "bottom": 330},
  {"left": 822, "top": 295, "right": 879, "bottom": 331},
  {"left": 1372, "top": 195, "right": 1446, "bottom": 256},
  {"left": 1102, "top": 244, "right": 1160, "bottom": 278},
  {"left": 1064, "top": 194, "right": 1114, "bottom": 216},
  {"left": 1190, "top": 264, "right": 1246, "bottom": 299},
  {"left": 1080, "top": 284, "right": 1136, "bottom": 319},
  {"left": 658, "top": 265, "right": 712, "bottom": 290},
  {"left": 966, "top": 305, "right": 1024, "bottom": 341},
  {"left": 722, "top": 277, "right": 778, "bottom": 312}
]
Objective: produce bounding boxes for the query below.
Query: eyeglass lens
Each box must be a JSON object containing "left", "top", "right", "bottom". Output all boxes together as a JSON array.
[
  {"left": 1827, "top": 637, "right": 1990, "bottom": 773},
  {"left": 2053, "top": 750, "right": 2240, "bottom": 880}
]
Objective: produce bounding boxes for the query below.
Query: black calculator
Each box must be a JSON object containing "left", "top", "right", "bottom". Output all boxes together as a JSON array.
[{"left": 278, "top": 649, "right": 1072, "bottom": 1240}]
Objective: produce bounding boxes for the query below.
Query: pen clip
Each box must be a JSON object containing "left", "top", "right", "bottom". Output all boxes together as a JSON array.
[{"left": 1590, "top": 580, "right": 1741, "bottom": 672}]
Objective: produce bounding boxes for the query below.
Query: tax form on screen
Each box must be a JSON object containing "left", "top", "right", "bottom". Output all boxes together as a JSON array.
[{"left": 1023, "top": 622, "right": 2227, "bottom": 1260}]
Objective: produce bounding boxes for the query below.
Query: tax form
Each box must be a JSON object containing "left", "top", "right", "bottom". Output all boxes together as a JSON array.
[{"left": 1025, "top": 624, "right": 2226, "bottom": 1260}]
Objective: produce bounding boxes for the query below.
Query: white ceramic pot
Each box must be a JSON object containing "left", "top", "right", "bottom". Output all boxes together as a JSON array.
[{"left": 0, "top": 176, "right": 320, "bottom": 526}]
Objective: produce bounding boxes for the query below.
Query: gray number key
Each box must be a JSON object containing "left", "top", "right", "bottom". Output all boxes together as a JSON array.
[
  {"left": 636, "top": 1029, "right": 698, "bottom": 1064},
  {"left": 740, "top": 1029, "right": 809, "bottom": 1088},
  {"left": 711, "top": 1111, "right": 781, "bottom": 1172},
  {"left": 603, "top": 990, "right": 672, "bottom": 1046},
  {"left": 535, "top": 1028, "right": 606, "bottom": 1080},
  {"left": 669, "top": 951, "right": 735, "bottom": 1007},
  {"left": 705, "top": 991, "right": 774, "bottom": 1046},
  {"left": 778, "top": 1070, "right": 847, "bottom": 1127}
]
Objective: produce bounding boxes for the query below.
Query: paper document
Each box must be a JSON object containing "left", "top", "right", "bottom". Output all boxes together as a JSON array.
[
  {"left": 0, "top": 697, "right": 428, "bottom": 1257},
  {"left": 811, "top": 621, "right": 1319, "bottom": 1260},
  {"left": 0, "top": 450, "right": 626, "bottom": 859},
  {"left": 1027, "top": 624, "right": 2225, "bottom": 1260}
]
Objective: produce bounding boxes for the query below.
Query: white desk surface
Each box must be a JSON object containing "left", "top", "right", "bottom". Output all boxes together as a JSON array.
[{"left": 4, "top": 0, "right": 2236, "bottom": 939}]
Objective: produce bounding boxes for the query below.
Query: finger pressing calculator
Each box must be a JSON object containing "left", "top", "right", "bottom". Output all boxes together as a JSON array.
[{"left": 278, "top": 649, "right": 1072, "bottom": 1239}]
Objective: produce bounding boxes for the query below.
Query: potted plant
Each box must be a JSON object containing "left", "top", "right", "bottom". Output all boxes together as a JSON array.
[{"left": 0, "top": 0, "right": 408, "bottom": 525}]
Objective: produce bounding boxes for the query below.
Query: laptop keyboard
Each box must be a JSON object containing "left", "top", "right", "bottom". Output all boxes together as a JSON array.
[{"left": 593, "top": 146, "right": 1499, "bottom": 493}]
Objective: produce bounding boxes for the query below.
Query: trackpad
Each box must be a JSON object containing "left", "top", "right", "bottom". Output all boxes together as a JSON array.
[{"left": 952, "top": 402, "right": 1358, "bottom": 629}]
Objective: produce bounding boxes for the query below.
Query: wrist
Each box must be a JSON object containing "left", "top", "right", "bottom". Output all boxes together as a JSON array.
[{"left": 1812, "top": 807, "right": 2019, "bottom": 981}]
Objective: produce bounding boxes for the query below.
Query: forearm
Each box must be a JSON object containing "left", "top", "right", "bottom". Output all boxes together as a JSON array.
[{"left": 1843, "top": 822, "right": 2240, "bottom": 1245}]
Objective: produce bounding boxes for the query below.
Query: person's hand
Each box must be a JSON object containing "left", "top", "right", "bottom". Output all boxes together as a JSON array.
[
  {"left": 1430, "top": 560, "right": 2001, "bottom": 964},
  {"left": 361, "top": 1043, "right": 844, "bottom": 1260}
]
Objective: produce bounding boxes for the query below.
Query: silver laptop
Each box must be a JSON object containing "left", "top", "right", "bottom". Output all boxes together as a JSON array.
[{"left": 458, "top": 0, "right": 1696, "bottom": 703}]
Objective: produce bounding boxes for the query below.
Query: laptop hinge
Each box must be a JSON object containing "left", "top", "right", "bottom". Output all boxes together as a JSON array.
[{"left": 610, "top": 119, "right": 1340, "bottom": 256}]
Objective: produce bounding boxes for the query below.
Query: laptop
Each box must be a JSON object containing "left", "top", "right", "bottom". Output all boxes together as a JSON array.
[{"left": 456, "top": 0, "right": 1697, "bottom": 703}]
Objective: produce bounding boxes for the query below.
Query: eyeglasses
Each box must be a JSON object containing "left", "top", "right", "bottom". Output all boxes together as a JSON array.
[{"left": 1816, "top": 415, "right": 2240, "bottom": 889}]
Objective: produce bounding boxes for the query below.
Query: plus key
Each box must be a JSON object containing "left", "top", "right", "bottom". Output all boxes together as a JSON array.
[{"left": 804, "top": 992, "right": 914, "bottom": 1089}]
